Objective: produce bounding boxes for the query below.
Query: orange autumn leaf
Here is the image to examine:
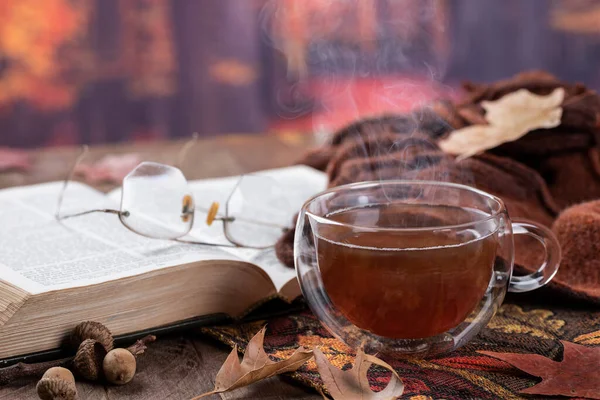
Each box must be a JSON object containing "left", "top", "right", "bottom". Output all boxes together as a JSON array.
[{"left": 479, "top": 340, "right": 600, "bottom": 399}]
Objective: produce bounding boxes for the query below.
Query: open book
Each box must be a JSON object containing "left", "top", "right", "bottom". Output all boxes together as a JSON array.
[{"left": 0, "top": 165, "right": 326, "bottom": 360}]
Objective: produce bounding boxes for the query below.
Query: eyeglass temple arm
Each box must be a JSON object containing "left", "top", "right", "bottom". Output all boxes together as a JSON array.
[
  {"left": 175, "top": 133, "right": 199, "bottom": 170},
  {"left": 55, "top": 145, "right": 90, "bottom": 220},
  {"left": 194, "top": 205, "right": 290, "bottom": 230},
  {"left": 57, "top": 208, "right": 123, "bottom": 221},
  {"left": 174, "top": 238, "right": 271, "bottom": 250},
  {"left": 174, "top": 238, "right": 238, "bottom": 248}
]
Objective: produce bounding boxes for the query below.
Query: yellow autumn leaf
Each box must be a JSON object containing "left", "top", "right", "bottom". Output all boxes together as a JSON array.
[{"left": 439, "top": 88, "right": 564, "bottom": 160}]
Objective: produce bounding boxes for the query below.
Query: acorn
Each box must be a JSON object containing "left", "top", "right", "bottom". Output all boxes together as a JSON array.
[
  {"left": 36, "top": 367, "right": 77, "bottom": 400},
  {"left": 73, "top": 339, "right": 107, "bottom": 381},
  {"left": 70, "top": 321, "right": 114, "bottom": 352},
  {"left": 103, "top": 348, "right": 136, "bottom": 385}
]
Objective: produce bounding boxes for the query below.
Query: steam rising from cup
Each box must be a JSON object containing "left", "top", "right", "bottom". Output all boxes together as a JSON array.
[
  {"left": 260, "top": 0, "right": 451, "bottom": 129},
  {"left": 260, "top": 0, "right": 463, "bottom": 187}
]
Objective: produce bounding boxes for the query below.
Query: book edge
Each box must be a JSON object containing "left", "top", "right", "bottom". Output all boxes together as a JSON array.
[
  {"left": 0, "top": 259, "right": 282, "bottom": 358},
  {"left": 0, "top": 279, "right": 30, "bottom": 329}
]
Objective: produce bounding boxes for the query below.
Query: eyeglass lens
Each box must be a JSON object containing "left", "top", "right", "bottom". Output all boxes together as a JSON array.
[
  {"left": 120, "top": 162, "right": 194, "bottom": 239},
  {"left": 225, "top": 175, "right": 291, "bottom": 248}
]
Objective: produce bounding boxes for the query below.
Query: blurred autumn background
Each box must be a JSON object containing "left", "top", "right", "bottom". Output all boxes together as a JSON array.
[{"left": 1, "top": 0, "right": 599, "bottom": 148}]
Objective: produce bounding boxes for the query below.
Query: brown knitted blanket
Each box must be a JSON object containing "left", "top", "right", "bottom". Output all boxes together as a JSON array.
[{"left": 275, "top": 70, "right": 600, "bottom": 304}]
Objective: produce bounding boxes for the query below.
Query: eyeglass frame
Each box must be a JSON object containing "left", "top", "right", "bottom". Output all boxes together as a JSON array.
[{"left": 54, "top": 135, "right": 290, "bottom": 249}]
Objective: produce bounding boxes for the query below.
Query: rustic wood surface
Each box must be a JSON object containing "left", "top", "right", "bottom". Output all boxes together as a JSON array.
[{"left": 0, "top": 133, "right": 321, "bottom": 399}]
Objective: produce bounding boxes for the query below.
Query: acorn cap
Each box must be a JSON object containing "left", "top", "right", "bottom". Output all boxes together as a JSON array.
[
  {"left": 70, "top": 321, "right": 114, "bottom": 352},
  {"left": 41, "top": 367, "right": 75, "bottom": 384},
  {"left": 36, "top": 378, "right": 77, "bottom": 400},
  {"left": 73, "top": 339, "right": 107, "bottom": 381}
]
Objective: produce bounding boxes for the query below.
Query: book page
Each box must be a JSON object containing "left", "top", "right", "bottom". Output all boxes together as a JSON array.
[
  {"left": 108, "top": 165, "right": 327, "bottom": 291},
  {"left": 0, "top": 182, "right": 239, "bottom": 294},
  {"left": 0, "top": 165, "right": 326, "bottom": 295}
]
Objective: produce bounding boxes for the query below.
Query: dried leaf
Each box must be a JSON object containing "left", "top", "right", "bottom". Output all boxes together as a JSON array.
[
  {"left": 313, "top": 348, "right": 404, "bottom": 400},
  {"left": 479, "top": 340, "right": 600, "bottom": 399},
  {"left": 194, "top": 327, "right": 313, "bottom": 399},
  {"left": 439, "top": 87, "right": 564, "bottom": 159},
  {"left": 74, "top": 153, "right": 141, "bottom": 184}
]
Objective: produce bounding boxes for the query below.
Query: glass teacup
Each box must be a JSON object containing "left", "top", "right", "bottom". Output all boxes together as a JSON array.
[{"left": 294, "top": 180, "right": 560, "bottom": 358}]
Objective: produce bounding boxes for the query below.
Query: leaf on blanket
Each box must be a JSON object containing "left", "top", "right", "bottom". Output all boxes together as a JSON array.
[
  {"left": 74, "top": 153, "right": 141, "bottom": 184},
  {"left": 479, "top": 340, "right": 600, "bottom": 399},
  {"left": 439, "top": 87, "right": 564, "bottom": 159},
  {"left": 313, "top": 347, "right": 404, "bottom": 400},
  {"left": 0, "top": 147, "right": 32, "bottom": 172},
  {"left": 193, "top": 326, "right": 313, "bottom": 399}
]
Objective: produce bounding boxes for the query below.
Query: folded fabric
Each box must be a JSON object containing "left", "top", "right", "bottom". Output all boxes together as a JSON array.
[{"left": 276, "top": 71, "right": 600, "bottom": 304}]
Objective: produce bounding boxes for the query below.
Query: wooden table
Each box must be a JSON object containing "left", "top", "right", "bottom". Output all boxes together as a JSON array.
[{"left": 0, "top": 133, "right": 321, "bottom": 399}]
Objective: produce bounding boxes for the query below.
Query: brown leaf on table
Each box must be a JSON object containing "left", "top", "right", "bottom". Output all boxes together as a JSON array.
[
  {"left": 479, "top": 340, "right": 600, "bottom": 399},
  {"left": 439, "top": 87, "right": 564, "bottom": 160},
  {"left": 0, "top": 147, "right": 32, "bottom": 172},
  {"left": 193, "top": 326, "right": 313, "bottom": 399},
  {"left": 74, "top": 153, "right": 141, "bottom": 184},
  {"left": 313, "top": 347, "right": 404, "bottom": 400}
]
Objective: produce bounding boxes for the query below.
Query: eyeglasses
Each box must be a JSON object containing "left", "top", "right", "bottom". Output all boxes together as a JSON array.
[{"left": 55, "top": 137, "right": 292, "bottom": 249}]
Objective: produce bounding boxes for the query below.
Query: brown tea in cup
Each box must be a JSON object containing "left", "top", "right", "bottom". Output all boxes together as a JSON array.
[
  {"left": 299, "top": 180, "right": 560, "bottom": 356},
  {"left": 316, "top": 203, "right": 497, "bottom": 339}
]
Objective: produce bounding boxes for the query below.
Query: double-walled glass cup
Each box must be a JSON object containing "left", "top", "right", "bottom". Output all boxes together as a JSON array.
[{"left": 295, "top": 181, "right": 560, "bottom": 358}]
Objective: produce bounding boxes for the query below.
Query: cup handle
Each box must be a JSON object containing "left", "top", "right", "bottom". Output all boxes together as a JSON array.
[{"left": 508, "top": 220, "right": 562, "bottom": 293}]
